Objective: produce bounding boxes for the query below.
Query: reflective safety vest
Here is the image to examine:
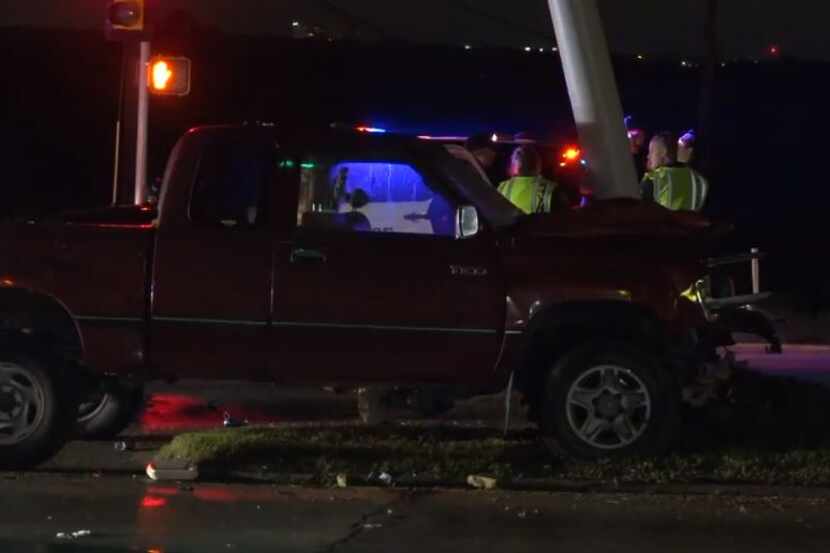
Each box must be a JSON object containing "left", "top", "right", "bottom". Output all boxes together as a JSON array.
[
  {"left": 497, "top": 176, "right": 557, "bottom": 214},
  {"left": 644, "top": 166, "right": 709, "bottom": 211}
]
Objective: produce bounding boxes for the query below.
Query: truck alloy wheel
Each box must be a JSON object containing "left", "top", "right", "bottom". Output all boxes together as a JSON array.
[
  {"left": 0, "top": 361, "right": 47, "bottom": 447},
  {"left": 564, "top": 365, "right": 651, "bottom": 450},
  {"left": 0, "top": 352, "right": 71, "bottom": 469},
  {"left": 541, "top": 342, "right": 678, "bottom": 459}
]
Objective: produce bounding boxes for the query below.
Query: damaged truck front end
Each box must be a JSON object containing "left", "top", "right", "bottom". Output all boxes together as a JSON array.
[{"left": 679, "top": 249, "right": 782, "bottom": 407}]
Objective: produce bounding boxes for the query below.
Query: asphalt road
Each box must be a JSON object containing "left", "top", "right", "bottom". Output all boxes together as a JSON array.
[
  {"left": 7, "top": 344, "right": 830, "bottom": 552},
  {"left": 2, "top": 474, "right": 829, "bottom": 553}
]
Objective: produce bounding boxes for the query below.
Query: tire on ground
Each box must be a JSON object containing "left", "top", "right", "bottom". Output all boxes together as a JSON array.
[
  {"left": 75, "top": 383, "right": 144, "bottom": 440},
  {"left": 540, "top": 340, "right": 679, "bottom": 460},
  {"left": 0, "top": 350, "right": 74, "bottom": 469}
]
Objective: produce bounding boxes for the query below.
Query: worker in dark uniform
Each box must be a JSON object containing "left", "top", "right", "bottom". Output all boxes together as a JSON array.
[
  {"left": 465, "top": 133, "right": 502, "bottom": 185},
  {"left": 677, "top": 129, "right": 696, "bottom": 167},
  {"left": 628, "top": 128, "right": 648, "bottom": 179}
]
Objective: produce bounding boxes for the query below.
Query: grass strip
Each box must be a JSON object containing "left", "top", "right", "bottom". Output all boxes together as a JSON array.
[{"left": 157, "top": 424, "right": 830, "bottom": 487}]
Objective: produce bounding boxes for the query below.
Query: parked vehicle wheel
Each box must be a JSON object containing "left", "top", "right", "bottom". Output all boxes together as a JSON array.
[
  {"left": 76, "top": 383, "right": 144, "bottom": 440},
  {"left": 0, "top": 352, "right": 73, "bottom": 469},
  {"left": 540, "top": 341, "right": 679, "bottom": 460}
]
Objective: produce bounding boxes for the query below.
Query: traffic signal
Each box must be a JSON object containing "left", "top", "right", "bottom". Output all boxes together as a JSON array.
[
  {"left": 107, "top": 1, "right": 144, "bottom": 32},
  {"left": 147, "top": 57, "right": 192, "bottom": 96}
]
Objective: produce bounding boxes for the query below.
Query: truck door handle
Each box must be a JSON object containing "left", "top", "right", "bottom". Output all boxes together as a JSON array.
[{"left": 290, "top": 248, "right": 327, "bottom": 264}]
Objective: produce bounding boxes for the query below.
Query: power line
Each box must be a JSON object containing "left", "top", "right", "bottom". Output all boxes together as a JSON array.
[
  {"left": 315, "top": 0, "right": 388, "bottom": 39},
  {"left": 451, "top": 1, "right": 555, "bottom": 44}
]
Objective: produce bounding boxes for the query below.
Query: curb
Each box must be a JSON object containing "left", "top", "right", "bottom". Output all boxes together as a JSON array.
[{"left": 203, "top": 467, "right": 830, "bottom": 499}]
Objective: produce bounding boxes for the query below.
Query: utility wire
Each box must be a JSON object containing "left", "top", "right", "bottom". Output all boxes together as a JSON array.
[
  {"left": 451, "top": 1, "right": 555, "bottom": 44},
  {"left": 315, "top": 0, "right": 388, "bottom": 40}
]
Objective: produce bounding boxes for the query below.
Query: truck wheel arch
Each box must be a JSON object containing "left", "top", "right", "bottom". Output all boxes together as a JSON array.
[
  {"left": 0, "top": 288, "right": 83, "bottom": 361},
  {"left": 515, "top": 300, "right": 668, "bottom": 421}
]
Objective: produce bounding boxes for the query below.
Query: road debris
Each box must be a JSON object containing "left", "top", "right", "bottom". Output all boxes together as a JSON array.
[
  {"left": 223, "top": 411, "right": 248, "bottom": 428},
  {"left": 336, "top": 473, "right": 349, "bottom": 488},
  {"left": 363, "top": 523, "right": 383, "bottom": 530},
  {"left": 56, "top": 530, "right": 93, "bottom": 540},
  {"left": 146, "top": 460, "right": 199, "bottom": 481},
  {"left": 113, "top": 439, "right": 137, "bottom": 452},
  {"left": 467, "top": 474, "right": 498, "bottom": 490}
]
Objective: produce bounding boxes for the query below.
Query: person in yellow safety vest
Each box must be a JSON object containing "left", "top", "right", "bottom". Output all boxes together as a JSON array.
[
  {"left": 497, "top": 145, "right": 565, "bottom": 214},
  {"left": 640, "top": 132, "right": 709, "bottom": 211}
]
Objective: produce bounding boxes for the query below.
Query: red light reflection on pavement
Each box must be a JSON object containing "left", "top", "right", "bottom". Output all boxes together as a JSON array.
[
  {"left": 139, "top": 394, "right": 219, "bottom": 432},
  {"left": 137, "top": 389, "right": 356, "bottom": 433},
  {"left": 140, "top": 496, "right": 168, "bottom": 509}
]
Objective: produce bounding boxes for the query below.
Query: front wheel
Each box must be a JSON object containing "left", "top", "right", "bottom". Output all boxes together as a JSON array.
[
  {"left": 540, "top": 341, "right": 679, "bottom": 460},
  {"left": 0, "top": 352, "right": 73, "bottom": 469}
]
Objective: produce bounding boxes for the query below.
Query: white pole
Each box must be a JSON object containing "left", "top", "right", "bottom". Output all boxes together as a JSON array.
[
  {"left": 547, "top": 0, "right": 639, "bottom": 199},
  {"left": 134, "top": 40, "right": 150, "bottom": 205},
  {"left": 111, "top": 120, "right": 121, "bottom": 204},
  {"left": 751, "top": 247, "right": 760, "bottom": 294}
]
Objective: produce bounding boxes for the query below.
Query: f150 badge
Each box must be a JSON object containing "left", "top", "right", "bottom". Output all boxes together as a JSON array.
[{"left": 450, "top": 265, "right": 488, "bottom": 277}]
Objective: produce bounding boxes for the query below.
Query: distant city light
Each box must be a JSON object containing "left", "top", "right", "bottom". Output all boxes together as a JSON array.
[
  {"left": 524, "top": 46, "right": 532, "bottom": 52},
  {"left": 681, "top": 60, "right": 688, "bottom": 67},
  {"left": 538, "top": 47, "right": 544, "bottom": 53},
  {"left": 552, "top": 47, "right": 559, "bottom": 52},
  {"left": 464, "top": 44, "right": 472, "bottom": 50},
  {"left": 636, "top": 54, "right": 644, "bottom": 60},
  {"left": 768, "top": 44, "right": 781, "bottom": 57},
  {"left": 291, "top": 20, "right": 300, "bottom": 27}
]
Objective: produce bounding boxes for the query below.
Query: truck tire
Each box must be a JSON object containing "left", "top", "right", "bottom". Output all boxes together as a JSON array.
[
  {"left": 76, "top": 383, "right": 144, "bottom": 440},
  {"left": 540, "top": 341, "right": 679, "bottom": 460},
  {"left": 0, "top": 350, "right": 74, "bottom": 469}
]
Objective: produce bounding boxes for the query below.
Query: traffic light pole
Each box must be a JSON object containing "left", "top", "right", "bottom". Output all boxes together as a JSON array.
[
  {"left": 111, "top": 42, "right": 128, "bottom": 204},
  {"left": 134, "top": 40, "right": 150, "bottom": 205}
]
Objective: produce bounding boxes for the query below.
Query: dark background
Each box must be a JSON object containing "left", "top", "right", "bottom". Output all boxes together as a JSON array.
[{"left": 0, "top": 19, "right": 827, "bottom": 308}]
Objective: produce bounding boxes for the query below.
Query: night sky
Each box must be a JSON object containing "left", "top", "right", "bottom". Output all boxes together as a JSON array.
[{"left": 1, "top": 1, "right": 827, "bottom": 60}]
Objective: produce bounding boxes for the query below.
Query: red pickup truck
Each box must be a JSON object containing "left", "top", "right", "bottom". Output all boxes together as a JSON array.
[{"left": 0, "top": 124, "right": 779, "bottom": 468}]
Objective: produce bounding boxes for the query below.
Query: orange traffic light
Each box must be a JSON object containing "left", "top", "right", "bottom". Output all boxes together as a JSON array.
[
  {"left": 107, "top": 1, "right": 144, "bottom": 31},
  {"left": 148, "top": 57, "right": 192, "bottom": 96}
]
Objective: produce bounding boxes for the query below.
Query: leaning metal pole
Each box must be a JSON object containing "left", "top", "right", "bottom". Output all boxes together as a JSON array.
[
  {"left": 547, "top": 0, "right": 639, "bottom": 199},
  {"left": 134, "top": 40, "right": 150, "bottom": 205}
]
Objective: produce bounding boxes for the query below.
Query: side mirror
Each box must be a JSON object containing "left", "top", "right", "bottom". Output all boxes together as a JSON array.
[{"left": 456, "top": 205, "right": 480, "bottom": 239}]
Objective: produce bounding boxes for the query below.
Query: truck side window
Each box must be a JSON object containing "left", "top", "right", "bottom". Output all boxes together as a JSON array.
[
  {"left": 190, "top": 139, "right": 269, "bottom": 228},
  {"left": 296, "top": 160, "right": 455, "bottom": 237}
]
